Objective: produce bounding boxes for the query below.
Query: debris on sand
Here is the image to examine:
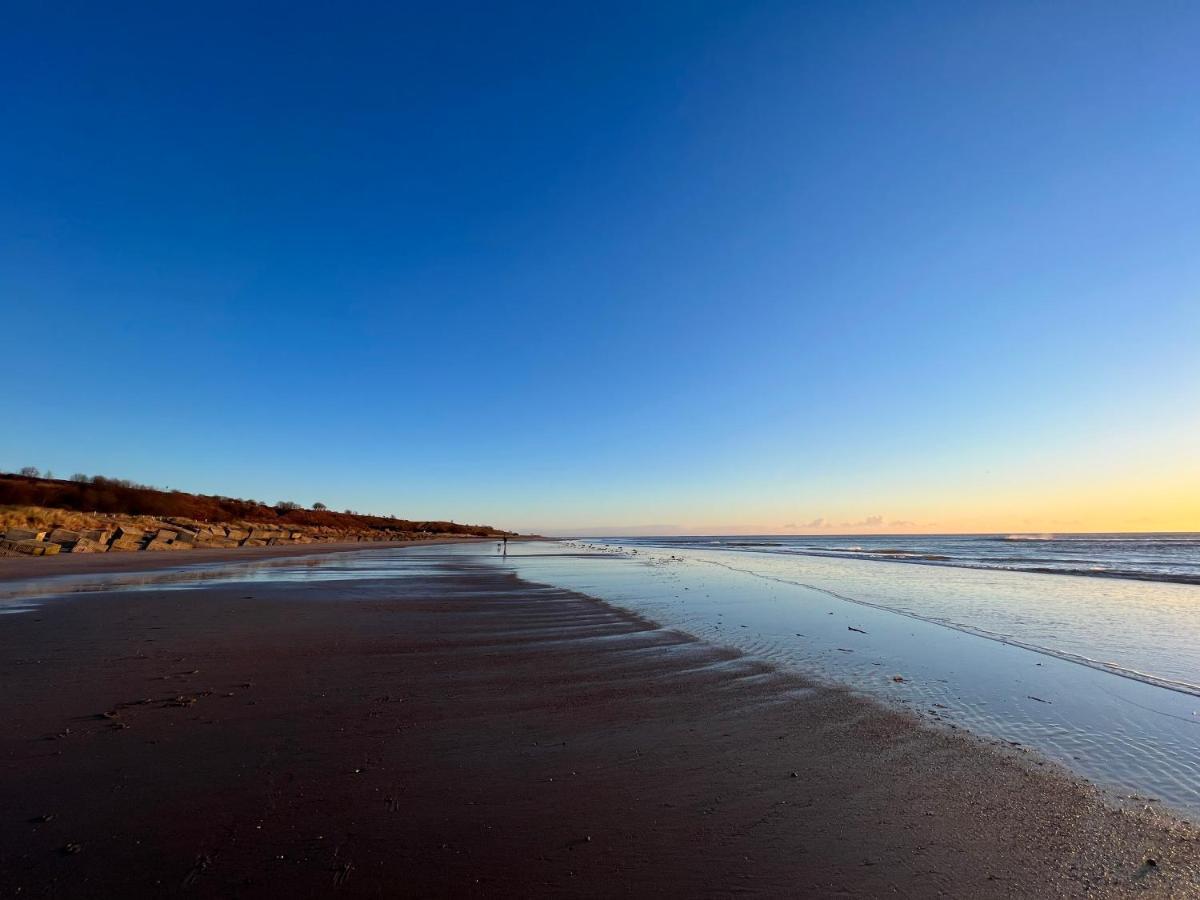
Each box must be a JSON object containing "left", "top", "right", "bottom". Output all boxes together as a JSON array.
[
  {"left": 333, "top": 861, "right": 354, "bottom": 887},
  {"left": 182, "top": 853, "right": 212, "bottom": 887},
  {"left": 848, "top": 626, "right": 868, "bottom": 634}
]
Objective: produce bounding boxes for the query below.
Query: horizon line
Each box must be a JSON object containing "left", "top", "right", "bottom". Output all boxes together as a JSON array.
[{"left": 538, "top": 529, "right": 1200, "bottom": 538}]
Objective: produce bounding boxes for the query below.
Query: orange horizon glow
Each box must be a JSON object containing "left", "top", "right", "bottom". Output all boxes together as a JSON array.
[{"left": 532, "top": 480, "right": 1200, "bottom": 536}]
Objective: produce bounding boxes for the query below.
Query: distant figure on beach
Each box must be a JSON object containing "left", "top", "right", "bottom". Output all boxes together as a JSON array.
[{"left": 503, "top": 535, "right": 508, "bottom": 556}]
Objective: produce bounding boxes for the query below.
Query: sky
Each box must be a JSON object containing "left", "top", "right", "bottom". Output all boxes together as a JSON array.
[{"left": 2, "top": 1, "right": 1198, "bottom": 535}]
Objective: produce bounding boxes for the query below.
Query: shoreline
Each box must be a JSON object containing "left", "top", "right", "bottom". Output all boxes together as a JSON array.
[
  {"left": 555, "top": 541, "right": 1200, "bottom": 813},
  {"left": 579, "top": 536, "right": 1200, "bottom": 587},
  {"left": 1, "top": 546, "right": 1197, "bottom": 895},
  {"left": 0, "top": 536, "right": 496, "bottom": 583}
]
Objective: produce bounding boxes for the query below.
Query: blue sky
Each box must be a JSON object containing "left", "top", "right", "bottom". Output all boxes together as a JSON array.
[{"left": 2, "top": 2, "right": 1198, "bottom": 533}]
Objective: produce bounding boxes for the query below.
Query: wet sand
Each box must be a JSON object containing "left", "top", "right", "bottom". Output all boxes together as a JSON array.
[
  {"left": 0, "top": 537, "right": 490, "bottom": 582},
  {"left": 1, "top": 550, "right": 1197, "bottom": 897}
]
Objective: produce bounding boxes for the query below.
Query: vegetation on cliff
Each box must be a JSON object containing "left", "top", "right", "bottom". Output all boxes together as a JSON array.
[{"left": 0, "top": 471, "right": 508, "bottom": 537}]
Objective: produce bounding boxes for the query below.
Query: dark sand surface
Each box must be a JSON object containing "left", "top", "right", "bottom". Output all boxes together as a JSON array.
[{"left": 1, "top": 551, "right": 1197, "bottom": 897}]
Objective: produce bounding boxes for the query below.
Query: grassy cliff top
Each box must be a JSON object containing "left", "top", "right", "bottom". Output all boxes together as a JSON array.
[{"left": 0, "top": 473, "right": 509, "bottom": 537}]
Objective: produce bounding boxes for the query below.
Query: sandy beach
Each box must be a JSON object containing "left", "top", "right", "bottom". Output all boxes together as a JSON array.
[{"left": 1, "top": 544, "right": 1197, "bottom": 897}]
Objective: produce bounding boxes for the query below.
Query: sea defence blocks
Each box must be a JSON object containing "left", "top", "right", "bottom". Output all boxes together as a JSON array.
[
  {"left": 46, "top": 528, "right": 83, "bottom": 548},
  {"left": 0, "top": 537, "right": 62, "bottom": 556},
  {"left": 3, "top": 528, "right": 46, "bottom": 542},
  {"left": 68, "top": 537, "right": 108, "bottom": 553},
  {"left": 0, "top": 515, "right": 436, "bottom": 558}
]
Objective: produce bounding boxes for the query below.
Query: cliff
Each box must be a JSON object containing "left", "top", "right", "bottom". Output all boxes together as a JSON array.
[{"left": 0, "top": 473, "right": 509, "bottom": 557}]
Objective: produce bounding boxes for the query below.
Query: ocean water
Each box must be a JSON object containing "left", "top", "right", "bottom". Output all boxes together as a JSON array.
[
  {"left": 592, "top": 534, "right": 1200, "bottom": 693},
  {"left": 614, "top": 533, "right": 1200, "bottom": 585}
]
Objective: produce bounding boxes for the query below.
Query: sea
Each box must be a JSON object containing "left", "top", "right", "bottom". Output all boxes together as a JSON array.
[
  {"left": 583, "top": 533, "right": 1200, "bottom": 694},
  {"left": 617, "top": 533, "right": 1200, "bottom": 585}
]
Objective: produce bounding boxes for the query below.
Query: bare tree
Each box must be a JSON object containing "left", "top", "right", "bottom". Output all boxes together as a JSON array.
[
  {"left": 19, "top": 466, "right": 40, "bottom": 478},
  {"left": 313, "top": 502, "right": 327, "bottom": 510}
]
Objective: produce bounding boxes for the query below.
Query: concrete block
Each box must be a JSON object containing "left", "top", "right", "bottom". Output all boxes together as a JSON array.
[
  {"left": 46, "top": 529, "right": 82, "bottom": 546},
  {"left": 4, "top": 528, "right": 45, "bottom": 542},
  {"left": 0, "top": 539, "right": 61, "bottom": 556},
  {"left": 108, "top": 538, "right": 143, "bottom": 552},
  {"left": 143, "top": 537, "right": 175, "bottom": 551},
  {"left": 115, "top": 525, "right": 145, "bottom": 541},
  {"left": 69, "top": 538, "right": 108, "bottom": 553}
]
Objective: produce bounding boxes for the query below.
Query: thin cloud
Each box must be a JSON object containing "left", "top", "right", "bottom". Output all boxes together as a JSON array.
[{"left": 841, "top": 514, "right": 884, "bottom": 528}]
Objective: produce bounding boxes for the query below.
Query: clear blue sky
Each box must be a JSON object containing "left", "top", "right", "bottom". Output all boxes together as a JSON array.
[{"left": 2, "top": 2, "right": 1198, "bottom": 534}]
